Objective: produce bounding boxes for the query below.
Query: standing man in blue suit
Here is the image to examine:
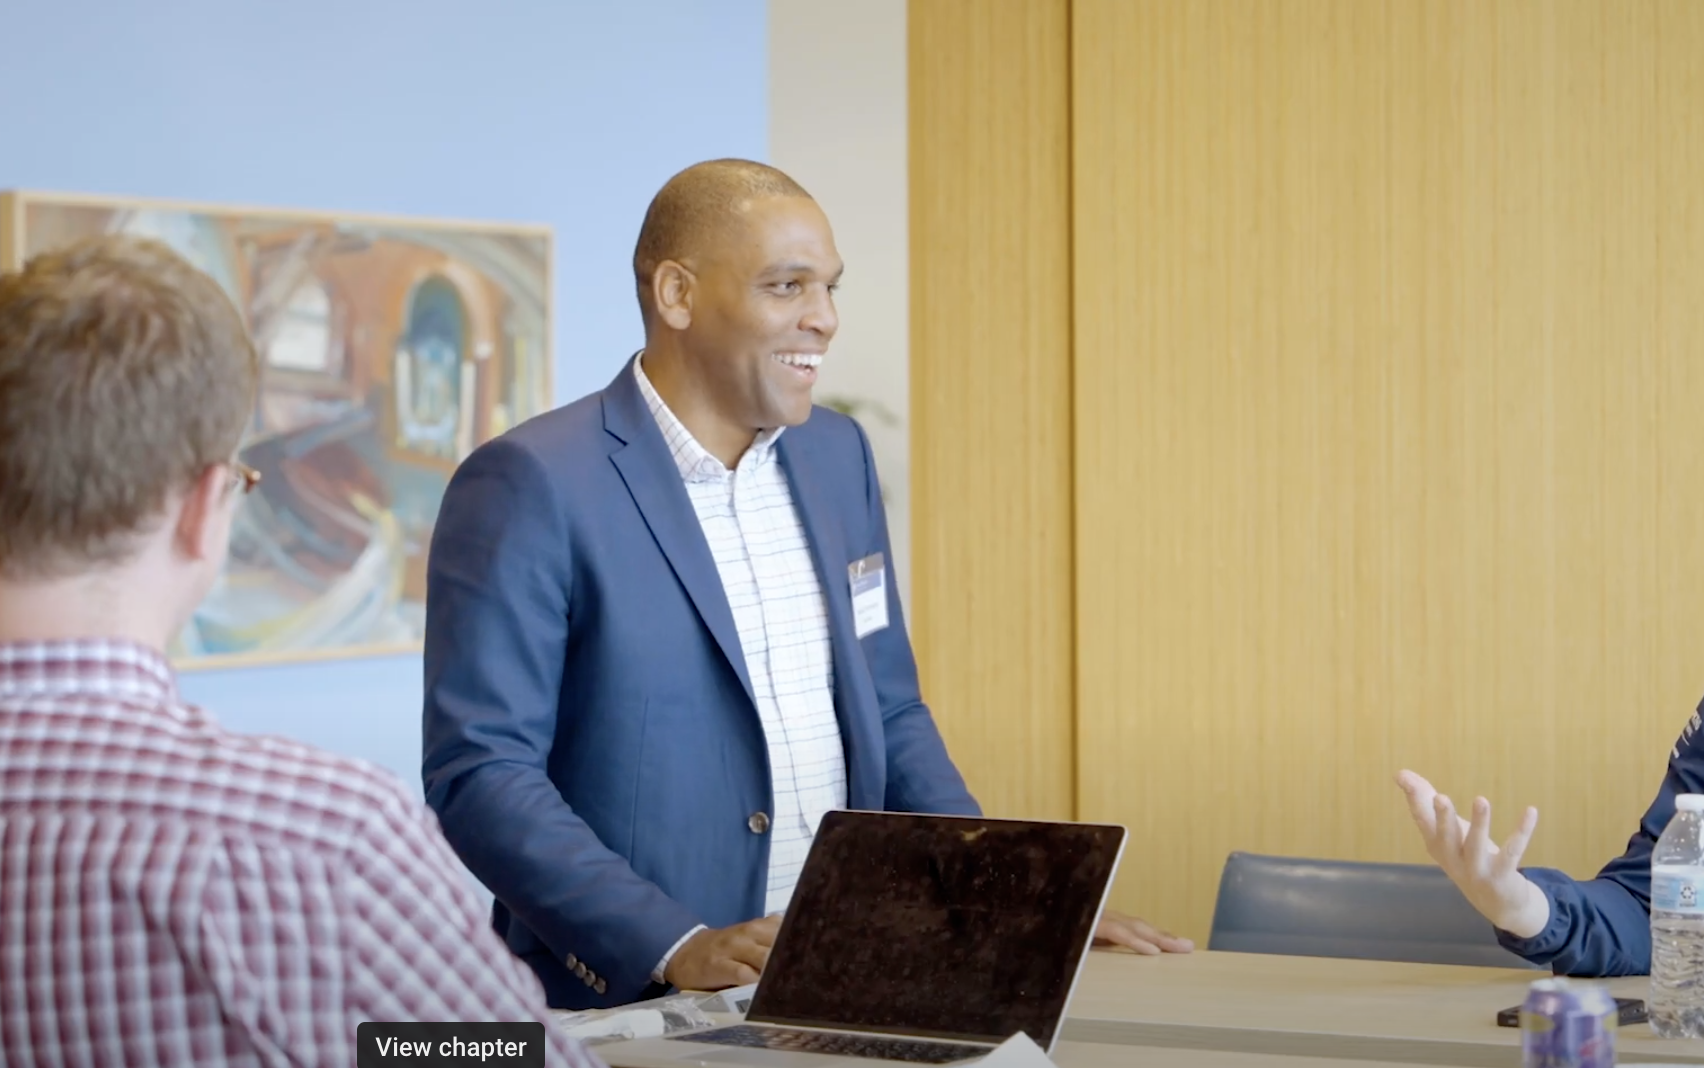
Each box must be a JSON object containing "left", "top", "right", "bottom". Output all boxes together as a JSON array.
[{"left": 422, "top": 159, "right": 1191, "bottom": 1010}]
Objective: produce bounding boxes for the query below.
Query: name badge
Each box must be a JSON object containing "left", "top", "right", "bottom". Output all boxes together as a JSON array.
[{"left": 849, "top": 553, "right": 889, "bottom": 639}]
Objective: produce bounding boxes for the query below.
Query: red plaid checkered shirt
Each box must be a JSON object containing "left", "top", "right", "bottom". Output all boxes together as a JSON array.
[{"left": 0, "top": 639, "right": 603, "bottom": 1067}]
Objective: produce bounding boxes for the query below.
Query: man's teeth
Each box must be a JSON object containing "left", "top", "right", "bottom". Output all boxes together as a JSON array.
[{"left": 774, "top": 353, "right": 823, "bottom": 369}]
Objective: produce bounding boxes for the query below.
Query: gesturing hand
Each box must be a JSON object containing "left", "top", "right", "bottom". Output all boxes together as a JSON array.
[{"left": 1396, "top": 769, "right": 1549, "bottom": 938}]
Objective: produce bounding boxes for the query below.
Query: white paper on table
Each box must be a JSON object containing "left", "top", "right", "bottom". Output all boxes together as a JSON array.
[
  {"left": 696, "top": 983, "right": 758, "bottom": 1015},
  {"left": 966, "top": 1032, "right": 1056, "bottom": 1067},
  {"left": 549, "top": 1007, "right": 667, "bottom": 1042}
]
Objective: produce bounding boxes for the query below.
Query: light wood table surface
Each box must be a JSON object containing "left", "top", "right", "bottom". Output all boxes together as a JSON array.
[
  {"left": 1060, "top": 950, "right": 1704, "bottom": 1066},
  {"left": 1054, "top": 1042, "right": 1483, "bottom": 1068}
]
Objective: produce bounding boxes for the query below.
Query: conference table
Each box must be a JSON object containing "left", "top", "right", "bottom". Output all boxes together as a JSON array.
[
  {"left": 1050, "top": 949, "right": 1704, "bottom": 1066},
  {"left": 1050, "top": 1047, "right": 1487, "bottom": 1068},
  {"left": 597, "top": 951, "right": 1704, "bottom": 1067}
]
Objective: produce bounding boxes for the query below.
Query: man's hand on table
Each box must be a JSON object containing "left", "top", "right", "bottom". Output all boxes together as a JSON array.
[
  {"left": 664, "top": 915, "right": 782, "bottom": 991},
  {"left": 1093, "top": 909, "right": 1194, "bottom": 955}
]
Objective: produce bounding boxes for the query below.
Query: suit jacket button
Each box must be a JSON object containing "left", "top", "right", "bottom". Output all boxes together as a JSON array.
[
  {"left": 566, "top": 954, "right": 578, "bottom": 969},
  {"left": 748, "top": 812, "right": 770, "bottom": 834},
  {"left": 595, "top": 979, "right": 608, "bottom": 995}
]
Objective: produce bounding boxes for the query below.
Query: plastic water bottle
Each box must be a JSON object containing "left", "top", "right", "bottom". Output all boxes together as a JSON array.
[{"left": 1651, "top": 793, "right": 1704, "bottom": 1037}]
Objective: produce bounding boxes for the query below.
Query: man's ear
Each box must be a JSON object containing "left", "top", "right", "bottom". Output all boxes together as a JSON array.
[
  {"left": 173, "top": 465, "right": 229, "bottom": 563},
  {"left": 653, "top": 260, "right": 695, "bottom": 330}
]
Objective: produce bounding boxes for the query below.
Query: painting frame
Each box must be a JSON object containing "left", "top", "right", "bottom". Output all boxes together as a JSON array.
[{"left": 0, "top": 189, "right": 554, "bottom": 672}]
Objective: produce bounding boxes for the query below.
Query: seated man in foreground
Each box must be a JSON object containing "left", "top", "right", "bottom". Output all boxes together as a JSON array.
[
  {"left": 1397, "top": 702, "right": 1704, "bottom": 976},
  {"left": 0, "top": 235, "right": 597, "bottom": 1066}
]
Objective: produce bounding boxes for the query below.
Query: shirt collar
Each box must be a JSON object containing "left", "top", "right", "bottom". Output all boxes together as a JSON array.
[
  {"left": 0, "top": 638, "right": 178, "bottom": 706},
  {"left": 633, "top": 353, "right": 783, "bottom": 484}
]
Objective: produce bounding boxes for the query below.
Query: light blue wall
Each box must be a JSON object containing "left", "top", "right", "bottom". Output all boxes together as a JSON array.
[{"left": 0, "top": 0, "right": 768, "bottom": 791}]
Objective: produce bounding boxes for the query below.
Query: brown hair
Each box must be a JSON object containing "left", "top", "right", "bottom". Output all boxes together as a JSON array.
[{"left": 0, "top": 233, "right": 259, "bottom": 579}]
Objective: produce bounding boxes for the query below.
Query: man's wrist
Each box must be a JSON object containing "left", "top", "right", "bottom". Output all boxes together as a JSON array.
[
  {"left": 653, "top": 923, "right": 707, "bottom": 985},
  {"left": 1490, "top": 878, "right": 1551, "bottom": 939}
]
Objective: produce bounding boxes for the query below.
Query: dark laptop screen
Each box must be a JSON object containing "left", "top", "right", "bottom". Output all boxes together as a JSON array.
[{"left": 746, "top": 812, "right": 1125, "bottom": 1048}]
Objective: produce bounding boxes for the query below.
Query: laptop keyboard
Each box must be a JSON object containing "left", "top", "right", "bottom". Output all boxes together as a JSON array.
[{"left": 676, "top": 1025, "right": 989, "bottom": 1063}]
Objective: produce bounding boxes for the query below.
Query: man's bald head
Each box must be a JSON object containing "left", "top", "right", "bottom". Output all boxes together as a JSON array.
[{"left": 633, "top": 159, "right": 812, "bottom": 325}]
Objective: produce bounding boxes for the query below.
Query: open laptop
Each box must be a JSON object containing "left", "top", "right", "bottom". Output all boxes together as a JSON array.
[{"left": 598, "top": 810, "right": 1126, "bottom": 1068}]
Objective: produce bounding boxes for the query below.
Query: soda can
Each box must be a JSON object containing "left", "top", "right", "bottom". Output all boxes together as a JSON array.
[{"left": 1520, "top": 977, "right": 1617, "bottom": 1068}]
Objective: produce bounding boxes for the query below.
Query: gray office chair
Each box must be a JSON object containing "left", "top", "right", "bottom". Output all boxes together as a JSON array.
[{"left": 1206, "top": 851, "right": 1542, "bottom": 969}]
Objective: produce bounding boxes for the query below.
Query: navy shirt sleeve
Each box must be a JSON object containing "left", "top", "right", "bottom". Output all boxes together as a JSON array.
[{"left": 1497, "top": 696, "right": 1704, "bottom": 977}]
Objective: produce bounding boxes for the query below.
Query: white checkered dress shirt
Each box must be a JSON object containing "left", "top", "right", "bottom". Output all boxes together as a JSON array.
[
  {"left": 0, "top": 639, "right": 599, "bottom": 1068},
  {"left": 636, "top": 356, "right": 848, "bottom": 923}
]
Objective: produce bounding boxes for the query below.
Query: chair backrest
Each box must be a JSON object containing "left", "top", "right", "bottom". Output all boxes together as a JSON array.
[{"left": 1206, "top": 852, "right": 1542, "bottom": 969}]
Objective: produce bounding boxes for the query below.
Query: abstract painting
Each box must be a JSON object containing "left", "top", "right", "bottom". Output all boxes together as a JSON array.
[{"left": 0, "top": 191, "right": 553, "bottom": 669}]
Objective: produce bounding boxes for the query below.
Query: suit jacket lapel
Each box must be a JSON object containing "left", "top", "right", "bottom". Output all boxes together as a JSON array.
[{"left": 603, "top": 361, "right": 756, "bottom": 708}]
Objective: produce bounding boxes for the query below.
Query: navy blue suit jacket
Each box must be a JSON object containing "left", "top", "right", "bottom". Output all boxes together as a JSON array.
[
  {"left": 421, "top": 358, "right": 979, "bottom": 1009},
  {"left": 1498, "top": 696, "right": 1704, "bottom": 976}
]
